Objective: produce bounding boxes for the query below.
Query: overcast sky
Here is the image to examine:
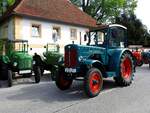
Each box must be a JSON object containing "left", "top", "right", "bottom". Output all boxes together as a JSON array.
[{"left": 135, "top": 0, "right": 150, "bottom": 30}]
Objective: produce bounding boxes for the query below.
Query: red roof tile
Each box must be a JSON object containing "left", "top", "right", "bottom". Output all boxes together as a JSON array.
[{"left": 1, "top": 0, "right": 97, "bottom": 28}]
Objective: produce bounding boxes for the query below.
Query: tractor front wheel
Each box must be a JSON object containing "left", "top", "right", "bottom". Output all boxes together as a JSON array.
[
  {"left": 55, "top": 68, "right": 73, "bottom": 90},
  {"left": 137, "top": 60, "right": 143, "bottom": 67},
  {"left": 33, "top": 66, "right": 41, "bottom": 83},
  {"left": 8, "top": 70, "right": 13, "bottom": 87},
  {"left": 114, "top": 52, "right": 134, "bottom": 86},
  {"left": 84, "top": 68, "right": 103, "bottom": 98}
]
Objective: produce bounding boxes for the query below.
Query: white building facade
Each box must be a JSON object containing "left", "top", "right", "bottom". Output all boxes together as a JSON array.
[{"left": 0, "top": 0, "right": 96, "bottom": 55}]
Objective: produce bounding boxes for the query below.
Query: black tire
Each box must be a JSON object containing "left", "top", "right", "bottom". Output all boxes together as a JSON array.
[
  {"left": 137, "top": 60, "right": 143, "bottom": 67},
  {"left": 114, "top": 52, "right": 134, "bottom": 86},
  {"left": 55, "top": 68, "right": 73, "bottom": 90},
  {"left": 0, "top": 62, "right": 8, "bottom": 80},
  {"left": 41, "top": 67, "right": 44, "bottom": 76},
  {"left": 34, "top": 66, "right": 41, "bottom": 83},
  {"left": 84, "top": 68, "right": 103, "bottom": 98},
  {"left": 8, "top": 70, "right": 13, "bottom": 87}
]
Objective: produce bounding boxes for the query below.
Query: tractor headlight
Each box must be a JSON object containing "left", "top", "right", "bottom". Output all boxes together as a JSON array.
[
  {"left": 13, "top": 62, "right": 18, "bottom": 67},
  {"left": 33, "top": 61, "right": 36, "bottom": 65},
  {"left": 78, "top": 56, "right": 84, "bottom": 62},
  {"left": 58, "top": 56, "right": 64, "bottom": 63}
]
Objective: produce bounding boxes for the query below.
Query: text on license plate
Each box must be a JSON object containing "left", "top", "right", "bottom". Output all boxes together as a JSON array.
[
  {"left": 19, "top": 70, "right": 31, "bottom": 74},
  {"left": 65, "top": 68, "right": 77, "bottom": 73}
]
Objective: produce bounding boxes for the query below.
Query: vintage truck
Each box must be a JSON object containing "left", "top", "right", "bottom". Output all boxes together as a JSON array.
[
  {"left": 55, "top": 24, "right": 135, "bottom": 97},
  {"left": 0, "top": 39, "right": 41, "bottom": 87}
]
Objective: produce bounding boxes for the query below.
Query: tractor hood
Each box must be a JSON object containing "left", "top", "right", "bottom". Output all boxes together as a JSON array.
[
  {"left": 11, "top": 52, "right": 32, "bottom": 61},
  {"left": 10, "top": 52, "right": 33, "bottom": 70},
  {"left": 65, "top": 44, "right": 105, "bottom": 62}
]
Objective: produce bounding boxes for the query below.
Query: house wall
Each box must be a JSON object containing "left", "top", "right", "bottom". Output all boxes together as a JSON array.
[
  {"left": 0, "top": 16, "right": 89, "bottom": 55},
  {"left": 20, "top": 17, "right": 89, "bottom": 55}
]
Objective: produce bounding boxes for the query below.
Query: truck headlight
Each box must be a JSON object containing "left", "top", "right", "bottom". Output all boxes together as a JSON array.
[{"left": 13, "top": 62, "right": 18, "bottom": 67}]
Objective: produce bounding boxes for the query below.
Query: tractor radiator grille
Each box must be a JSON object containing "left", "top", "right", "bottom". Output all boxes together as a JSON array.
[
  {"left": 18, "top": 59, "right": 32, "bottom": 70},
  {"left": 65, "top": 48, "right": 77, "bottom": 68}
]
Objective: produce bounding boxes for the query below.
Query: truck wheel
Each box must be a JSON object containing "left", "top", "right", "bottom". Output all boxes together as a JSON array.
[
  {"left": 34, "top": 66, "right": 41, "bottom": 83},
  {"left": 84, "top": 68, "right": 103, "bottom": 98},
  {"left": 8, "top": 70, "right": 13, "bottom": 87},
  {"left": 55, "top": 68, "right": 72, "bottom": 90},
  {"left": 114, "top": 52, "right": 134, "bottom": 86}
]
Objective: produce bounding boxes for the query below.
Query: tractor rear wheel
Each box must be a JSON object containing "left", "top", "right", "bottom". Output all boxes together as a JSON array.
[
  {"left": 114, "top": 52, "right": 134, "bottom": 86},
  {"left": 8, "top": 70, "right": 13, "bottom": 87},
  {"left": 84, "top": 68, "right": 103, "bottom": 98},
  {"left": 33, "top": 66, "right": 41, "bottom": 83},
  {"left": 55, "top": 68, "right": 73, "bottom": 90}
]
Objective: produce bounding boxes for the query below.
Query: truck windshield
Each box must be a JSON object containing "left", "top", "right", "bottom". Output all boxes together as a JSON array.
[{"left": 89, "top": 28, "right": 108, "bottom": 46}]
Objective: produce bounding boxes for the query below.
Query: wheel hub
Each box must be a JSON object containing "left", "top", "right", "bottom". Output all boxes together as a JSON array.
[
  {"left": 90, "top": 73, "right": 101, "bottom": 94},
  {"left": 121, "top": 57, "right": 132, "bottom": 79}
]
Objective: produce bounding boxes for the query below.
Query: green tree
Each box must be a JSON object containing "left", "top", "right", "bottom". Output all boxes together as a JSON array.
[
  {"left": 116, "top": 14, "right": 150, "bottom": 46},
  {"left": 70, "top": 0, "right": 137, "bottom": 23},
  {"left": 0, "top": 0, "right": 15, "bottom": 15}
]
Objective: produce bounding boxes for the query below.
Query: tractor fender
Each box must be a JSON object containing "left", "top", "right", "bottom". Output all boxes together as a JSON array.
[
  {"left": 32, "top": 53, "right": 45, "bottom": 69},
  {"left": 82, "top": 59, "right": 106, "bottom": 77},
  {"left": 108, "top": 48, "right": 133, "bottom": 77},
  {"left": 0, "top": 56, "right": 10, "bottom": 64}
]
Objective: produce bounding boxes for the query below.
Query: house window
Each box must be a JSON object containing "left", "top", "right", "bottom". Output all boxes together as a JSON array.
[
  {"left": 70, "top": 28, "right": 77, "bottom": 40},
  {"left": 31, "top": 24, "right": 41, "bottom": 37},
  {"left": 52, "top": 27, "right": 61, "bottom": 42}
]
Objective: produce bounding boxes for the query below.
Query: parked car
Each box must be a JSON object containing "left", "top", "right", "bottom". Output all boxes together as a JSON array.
[
  {"left": 55, "top": 24, "right": 135, "bottom": 98},
  {"left": 0, "top": 39, "right": 41, "bottom": 87}
]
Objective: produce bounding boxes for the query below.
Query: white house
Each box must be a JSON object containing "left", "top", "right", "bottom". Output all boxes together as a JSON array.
[{"left": 0, "top": 0, "right": 97, "bottom": 54}]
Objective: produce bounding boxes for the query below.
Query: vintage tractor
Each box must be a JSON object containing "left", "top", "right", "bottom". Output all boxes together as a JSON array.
[
  {"left": 142, "top": 50, "right": 150, "bottom": 68},
  {"left": 55, "top": 24, "right": 135, "bottom": 98},
  {"left": 0, "top": 39, "right": 41, "bottom": 87},
  {"left": 33, "top": 43, "right": 63, "bottom": 80},
  {"left": 131, "top": 48, "right": 143, "bottom": 66}
]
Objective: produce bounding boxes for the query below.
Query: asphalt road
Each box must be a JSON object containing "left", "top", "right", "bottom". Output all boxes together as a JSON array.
[{"left": 0, "top": 65, "right": 150, "bottom": 113}]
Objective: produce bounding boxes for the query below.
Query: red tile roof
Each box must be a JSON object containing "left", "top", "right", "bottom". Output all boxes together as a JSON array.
[{"left": 1, "top": 0, "right": 97, "bottom": 28}]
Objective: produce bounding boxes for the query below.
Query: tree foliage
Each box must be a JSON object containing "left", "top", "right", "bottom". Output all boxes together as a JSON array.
[
  {"left": 70, "top": 0, "right": 137, "bottom": 23},
  {"left": 116, "top": 14, "right": 150, "bottom": 46},
  {"left": 0, "top": 0, "right": 15, "bottom": 15}
]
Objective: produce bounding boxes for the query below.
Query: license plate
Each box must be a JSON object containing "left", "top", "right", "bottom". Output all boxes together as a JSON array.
[
  {"left": 19, "top": 70, "right": 32, "bottom": 74},
  {"left": 65, "top": 68, "right": 77, "bottom": 73}
]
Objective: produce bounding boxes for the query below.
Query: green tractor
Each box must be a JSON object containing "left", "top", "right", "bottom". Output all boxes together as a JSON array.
[
  {"left": 33, "top": 43, "right": 63, "bottom": 80},
  {"left": 0, "top": 39, "right": 41, "bottom": 87}
]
